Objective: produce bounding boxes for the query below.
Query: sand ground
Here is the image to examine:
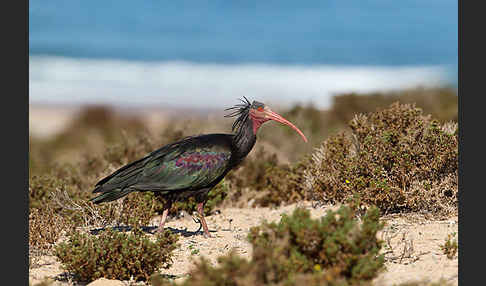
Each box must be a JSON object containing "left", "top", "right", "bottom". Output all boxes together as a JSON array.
[{"left": 29, "top": 202, "right": 458, "bottom": 286}]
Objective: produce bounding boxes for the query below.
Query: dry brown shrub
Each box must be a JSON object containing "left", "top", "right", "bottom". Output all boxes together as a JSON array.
[
  {"left": 329, "top": 87, "right": 457, "bottom": 125},
  {"left": 227, "top": 147, "right": 280, "bottom": 190},
  {"left": 29, "top": 204, "right": 70, "bottom": 253},
  {"left": 252, "top": 157, "right": 312, "bottom": 207},
  {"left": 55, "top": 227, "right": 179, "bottom": 282},
  {"left": 222, "top": 147, "right": 280, "bottom": 205},
  {"left": 221, "top": 146, "right": 317, "bottom": 208},
  {"left": 305, "top": 102, "right": 458, "bottom": 217},
  {"left": 29, "top": 173, "right": 69, "bottom": 210}
]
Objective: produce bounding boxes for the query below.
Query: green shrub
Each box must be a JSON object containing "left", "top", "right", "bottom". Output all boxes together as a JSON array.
[
  {"left": 247, "top": 205, "right": 385, "bottom": 283},
  {"left": 253, "top": 157, "right": 312, "bottom": 207},
  {"left": 223, "top": 147, "right": 280, "bottom": 206},
  {"left": 245, "top": 93, "right": 457, "bottom": 209},
  {"left": 306, "top": 102, "right": 458, "bottom": 216},
  {"left": 227, "top": 147, "right": 279, "bottom": 191},
  {"left": 440, "top": 232, "right": 458, "bottom": 259},
  {"left": 55, "top": 227, "right": 179, "bottom": 282},
  {"left": 152, "top": 251, "right": 359, "bottom": 286},
  {"left": 156, "top": 204, "right": 384, "bottom": 286},
  {"left": 115, "top": 192, "right": 158, "bottom": 228}
]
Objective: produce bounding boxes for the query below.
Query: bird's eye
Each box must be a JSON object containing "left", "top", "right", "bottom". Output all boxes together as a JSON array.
[{"left": 257, "top": 107, "right": 264, "bottom": 112}]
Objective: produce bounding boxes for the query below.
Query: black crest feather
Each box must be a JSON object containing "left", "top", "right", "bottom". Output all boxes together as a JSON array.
[{"left": 224, "top": 97, "right": 252, "bottom": 133}]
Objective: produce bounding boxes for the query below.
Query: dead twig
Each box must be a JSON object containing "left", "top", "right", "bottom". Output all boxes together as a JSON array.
[{"left": 50, "top": 188, "right": 112, "bottom": 228}]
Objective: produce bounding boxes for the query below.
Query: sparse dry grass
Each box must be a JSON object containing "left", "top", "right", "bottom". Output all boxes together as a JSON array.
[{"left": 29, "top": 204, "right": 72, "bottom": 269}]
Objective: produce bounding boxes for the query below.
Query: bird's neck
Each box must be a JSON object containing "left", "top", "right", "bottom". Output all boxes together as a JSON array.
[{"left": 232, "top": 120, "right": 257, "bottom": 160}]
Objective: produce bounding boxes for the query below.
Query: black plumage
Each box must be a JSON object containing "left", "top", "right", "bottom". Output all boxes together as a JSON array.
[{"left": 90, "top": 97, "right": 307, "bottom": 237}]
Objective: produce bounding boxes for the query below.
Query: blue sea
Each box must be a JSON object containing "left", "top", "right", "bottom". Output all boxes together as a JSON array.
[{"left": 29, "top": 0, "right": 457, "bottom": 109}]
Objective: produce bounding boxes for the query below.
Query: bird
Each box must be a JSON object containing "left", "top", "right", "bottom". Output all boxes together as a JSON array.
[{"left": 89, "top": 97, "right": 308, "bottom": 237}]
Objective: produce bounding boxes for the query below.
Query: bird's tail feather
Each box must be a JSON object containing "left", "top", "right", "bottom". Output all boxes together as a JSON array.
[{"left": 89, "top": 188, "right": 133, "bottom": 204}]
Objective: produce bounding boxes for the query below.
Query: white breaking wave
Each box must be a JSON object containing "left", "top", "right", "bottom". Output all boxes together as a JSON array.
[{"left": 29, "top": 56, "right": 451, "bottom": 109}]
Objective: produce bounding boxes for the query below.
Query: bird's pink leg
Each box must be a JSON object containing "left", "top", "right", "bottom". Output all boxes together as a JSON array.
[
  {"left": 156, "top": 200, "right": 172, "bottom": 233},
  {"left": 156, "top": 208, "right": 169, "bottom": 233},
  {"left": 197, "top": 202, "right": 211, "bottom": 238}
]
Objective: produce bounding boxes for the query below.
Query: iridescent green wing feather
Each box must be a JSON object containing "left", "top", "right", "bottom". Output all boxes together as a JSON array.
[
  {"left": 90, "top": 134, "right": 234, "bottom": 203},
  {"left": 134, "top": 143, "right": 232, "bottom": 192}
]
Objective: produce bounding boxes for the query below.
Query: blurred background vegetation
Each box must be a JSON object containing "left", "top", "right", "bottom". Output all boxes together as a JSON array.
[
  {"left": 30, "top": 86, "right": 457, "bottom": 175},
  {"left": 29, "top": 86, "right": 457, "bottom": 224}
]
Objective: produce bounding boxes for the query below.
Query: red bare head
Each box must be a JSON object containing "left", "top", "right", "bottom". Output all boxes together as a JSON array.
[{"left": 248, "top": 101, "right": 308, "bottom": 143}]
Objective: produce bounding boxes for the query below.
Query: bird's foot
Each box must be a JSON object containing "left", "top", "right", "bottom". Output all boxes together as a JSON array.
[
  {"left": 153, "top": 221, "right": 166, "bottom": 234},
  {"left": 192, "top": 215, "right": 212, "bottom": 238},
  {"left": 203, "top": 232, "right": 212, "bottom": 238}
]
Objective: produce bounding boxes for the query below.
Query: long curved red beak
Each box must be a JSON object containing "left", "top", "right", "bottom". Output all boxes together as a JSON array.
[{"left": 264, "top": 109, "right": 308, "bottom": 143}]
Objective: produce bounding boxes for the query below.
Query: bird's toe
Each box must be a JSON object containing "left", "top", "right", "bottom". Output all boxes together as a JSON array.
[{"left": 203, "top": 232, "right": 212, "bottom": 238}]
